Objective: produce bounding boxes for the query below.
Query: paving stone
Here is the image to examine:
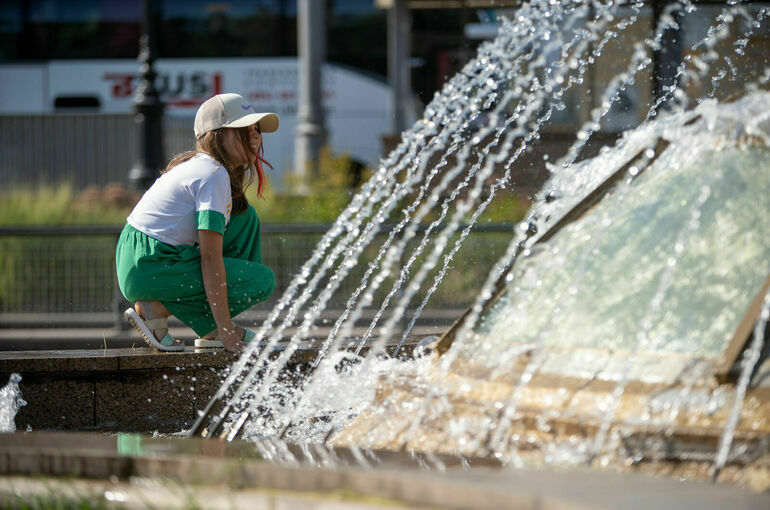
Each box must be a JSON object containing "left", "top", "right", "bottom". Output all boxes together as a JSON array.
[{"left": 0, "top": 433, "right": 769, "bottom": 510}]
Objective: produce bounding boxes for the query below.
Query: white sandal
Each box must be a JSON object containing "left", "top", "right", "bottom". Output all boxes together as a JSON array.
[
  {"left": 194, "top": 329, "right": 257, "bottom": 348},
  {"left": 124, "top": 308, "right": 185, "bottom": 352}
]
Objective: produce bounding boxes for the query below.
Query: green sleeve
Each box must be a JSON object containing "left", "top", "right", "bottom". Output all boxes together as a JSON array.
[{"left": 195, "top": 210, "right": 226, "bottom": 235}]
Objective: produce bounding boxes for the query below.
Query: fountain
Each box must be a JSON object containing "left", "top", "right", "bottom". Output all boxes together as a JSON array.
[
  {"left": 179, "top": 0, "right": 770, "bottom": 492},
  {"left": 0, "top": 0, "right": 769, "bottom": 504},
  {"left": 333, "top": 92, "right": 770, "bottom": 487}
]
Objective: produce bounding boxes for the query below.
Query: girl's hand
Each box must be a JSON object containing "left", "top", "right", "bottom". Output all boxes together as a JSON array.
[{"left": 218, "top": 326, "right": 244, "bottom": 354}]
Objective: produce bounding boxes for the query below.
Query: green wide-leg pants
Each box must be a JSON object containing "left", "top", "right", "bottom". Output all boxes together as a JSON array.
[{"left": 116, "top": 205, "right": 275, "bottom": 336}]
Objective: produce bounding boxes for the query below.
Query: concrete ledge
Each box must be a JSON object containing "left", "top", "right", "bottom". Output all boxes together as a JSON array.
[
  {"left": 0, "top": 338, "right": 422, "bottom": 433},
  {"left": 0, "top": 348, "right": 235, "bottom": 432},
  {"left": 0, "top": 432, "right": 768, "bottom": 510}
]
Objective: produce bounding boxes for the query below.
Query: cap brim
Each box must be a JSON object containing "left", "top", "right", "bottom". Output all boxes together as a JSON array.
[{"left": 224, "top": 112, "right": 280, "bottom": 133}]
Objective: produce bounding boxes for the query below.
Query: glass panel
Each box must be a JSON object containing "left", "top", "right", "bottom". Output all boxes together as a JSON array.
[
  {"left": 160, "top": 0, "right": 295, "bottom": 57},
  {"left": 467, "top": 145, "right": 770, "bottom": 369},
  {"left": 328, "top": 0, "right": 386, "bottom": 78},
  {"left": 0, "top": 1, "right": 23, "bottom": 59}
]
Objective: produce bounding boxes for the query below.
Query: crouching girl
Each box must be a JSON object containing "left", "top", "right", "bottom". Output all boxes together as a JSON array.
[{"left": 116, "top": 93, "right": 277, "bottom": 354}]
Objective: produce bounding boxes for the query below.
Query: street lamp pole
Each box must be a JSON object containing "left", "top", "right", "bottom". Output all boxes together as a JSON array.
[
  {"left": 388, "top": 0, "right": 410, "bottom": 135},
  {"left": 128, "top": 0, "right": 165, "bottom": 192},
  {"left": 294, "top": 0, "right": 326, "bottom": 193}
]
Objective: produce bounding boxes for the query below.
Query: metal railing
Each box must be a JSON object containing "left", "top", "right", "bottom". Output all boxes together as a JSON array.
[
  {"left": 0, "top": 114, "right": 193, "bottom": 189},
  {"left": 0, "top": 223, "right": 516, "bottom": 328}
]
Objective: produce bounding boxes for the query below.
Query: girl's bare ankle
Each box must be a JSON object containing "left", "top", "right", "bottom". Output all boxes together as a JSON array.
[
  {"left": 134, "top": 301, "right": 172, "bottom": 342},
  {"left": 135, "top": 300, "right": 170, "bottom": 320}
]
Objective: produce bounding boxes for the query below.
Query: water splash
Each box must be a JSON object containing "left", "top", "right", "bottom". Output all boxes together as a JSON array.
[
  {"left": 0, "top": 374, "right": 25, "bottom": 433},
  {"left": 712, "top": 290, "right": 770, "bottom": 480}
]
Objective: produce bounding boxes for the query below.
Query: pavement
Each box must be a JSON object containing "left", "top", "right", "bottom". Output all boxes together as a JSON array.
[{"left": 1, "top": 431, "right": 769, "bottom": 510}]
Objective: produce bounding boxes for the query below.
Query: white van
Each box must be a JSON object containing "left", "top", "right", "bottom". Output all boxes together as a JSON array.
[{"left": 0, "top": 58, "right": 406, "bottom": 187}]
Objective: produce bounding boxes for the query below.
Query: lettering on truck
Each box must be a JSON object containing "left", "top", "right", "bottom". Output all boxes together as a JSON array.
[{"left": 103, "top": 71, "right": 223, "bottom": 106}]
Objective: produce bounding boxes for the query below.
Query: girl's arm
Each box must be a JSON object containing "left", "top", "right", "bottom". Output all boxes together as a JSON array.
[{"left": 199, "top": 229, "right": 244, "bottom": 353}]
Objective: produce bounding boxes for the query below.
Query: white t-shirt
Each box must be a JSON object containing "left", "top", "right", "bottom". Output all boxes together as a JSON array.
[{"left": 127, "top": 153, "right": 232, "bottom": 246}]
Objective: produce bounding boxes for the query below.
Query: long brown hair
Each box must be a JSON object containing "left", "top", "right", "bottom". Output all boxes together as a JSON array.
[{"left": 163, "top": 126, "right": 272, "bottom": 214}]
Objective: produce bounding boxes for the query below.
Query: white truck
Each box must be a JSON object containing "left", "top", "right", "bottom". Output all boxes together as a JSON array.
[{"left": 0, "top": 58, "right": 410, "bottom": 186}]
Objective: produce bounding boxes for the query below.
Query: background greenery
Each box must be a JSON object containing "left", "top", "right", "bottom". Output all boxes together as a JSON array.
[
  {"left": 0, "top": 150, "right": 529, "bottom": 226},
  {"left": 0, "top": 152, "right": 529, "bottom": 312}
]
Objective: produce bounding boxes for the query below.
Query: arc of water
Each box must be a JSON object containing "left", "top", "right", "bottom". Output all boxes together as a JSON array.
[
  {"left": 228, "top": 0, "right": 588, "bottom": 444},
  {"left": 365, "top": 0, "right": 634, "bottom": 359},
  {"left": 393, "top": 0, "right": 651, "bottom": 354},
  {"left": 431, "top": 0, "right": 676, "bottom": 381},
  {"left": 227, "top": 2, "right": 554, "bottom": 435},
  {"left": 327, "top": 6, "right": 559, "bottom": 357},
  {"left": 350, "top": 0, "right": 603, "bottom": 363},
  {"left": 646, "top": 0, "right": 753, "bottom": 118},
  {"left": 711, "top": 290, "right": 770, "bottom": 481},
  {"left": 260, "top": 45, "right": 556, "bottom": 442},
  {"left": 308, "top": 14, "right": 546, "bottom": 367},
  {"left": 269, "top": 0, "right": 592, "bottom": 439},
  {"left": 376, "top": 0, "right": 650, "bottom": 453},
  {"left": 350, "top": 99, "right": 539, "bottom": 357},
  {"left": 707, "top": 6, "right": 769, "bottom": 98},
  {"left": 439, "top": 0, "right": 673, "bottom": 378},
  {"left": 258, "top": 0, "right": 552, "bottom": 418}
]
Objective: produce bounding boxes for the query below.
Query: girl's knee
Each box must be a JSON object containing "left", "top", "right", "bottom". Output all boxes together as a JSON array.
[
  {"left": 234, "top": 265, "right": 275, "bottom": 303},
  {"left": 254, "top": 266, "right": 276, "bottom": 301},
  {"left": 261, "top": 267, "right": 276, "bottom": 297}
]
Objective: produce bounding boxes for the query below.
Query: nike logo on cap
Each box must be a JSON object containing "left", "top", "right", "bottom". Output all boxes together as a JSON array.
[{"left": 242, "top": 104, "right": 253, "bottom": 110}]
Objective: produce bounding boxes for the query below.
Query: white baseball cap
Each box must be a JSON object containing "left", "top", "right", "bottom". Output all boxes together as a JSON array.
[{"left": 194, "top": 93, "right": 280, "bottom": 139}]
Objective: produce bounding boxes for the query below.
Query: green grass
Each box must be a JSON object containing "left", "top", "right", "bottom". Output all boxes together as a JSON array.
[
  {"left": 3, "top": 491, "right": 119, "bottom": 510},
  {"left": 0, "top": 185, "right": 131, "bottom": 226}
]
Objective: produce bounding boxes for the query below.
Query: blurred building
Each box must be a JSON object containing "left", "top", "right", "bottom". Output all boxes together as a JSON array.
[
  {"left": 0, "top": 1, "right": 768, "bottom": 190},
  {"left": 0, "top": 0, "right": 400, "bottom": 189}
]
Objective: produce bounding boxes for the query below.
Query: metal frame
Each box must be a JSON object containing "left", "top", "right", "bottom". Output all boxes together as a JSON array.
[{"left": 715, "top": 274, "right": 770, "bottom": 378}]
